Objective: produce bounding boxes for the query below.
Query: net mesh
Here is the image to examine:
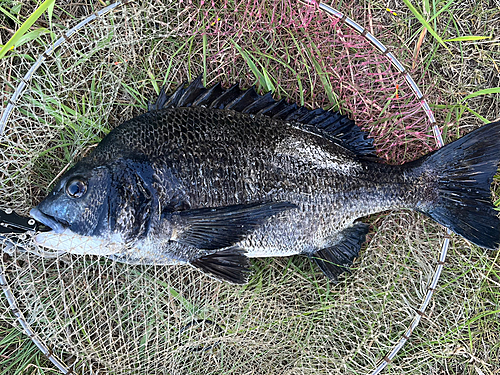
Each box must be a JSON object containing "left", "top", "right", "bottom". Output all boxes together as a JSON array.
[
  {"left": 1, "top": 218, "right": 451, "bottom": 374},
  {"left": 1, "top": 1, "right": 495, "bottom": 374}
]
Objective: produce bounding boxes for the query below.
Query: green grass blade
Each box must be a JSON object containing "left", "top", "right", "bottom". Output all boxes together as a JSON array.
[
  {"left": 202, "top": 33, "right": 207, "bottom": 86},
  {"left": 423, "top": 0, "right": 430, "bottom": 16},
  {"left": 159, "top": 35, "right": 196, "bottom": 88},
  {"left": 0, "top": 5, "right": 21, "bottom": 25},
  {"left": 303, "top": 41, "right": 338, "bottom": 109},
  {"left": 47, "top": 0, "right": 55, "bottom": 30},
  {"left": 5, "top": 28, "right": 52, "bottom": 49},
  {"left": 428, "top": 0, "right": 455, "bottom": 23},
  {"left": 494, "top": 198, "right": 500, "bottom": 211},
  {"left": 260, "top": 67, "right": 275, "bottom": 93},
  {"left": 401, "top": 0, "right": 450, "bottom": 53},
  {"left": 461, "top": 87, "right": 500, "bottom": 102},
  {"left": 462, "top": 106, "right": 489, "bottom": 123},
  {"left": 444, "top": 35, "right": 492, "bottom": 42},
  {"left": 232, "top": 40, "right": 269, "bottom": 91},
  {"left": 0, "top": 0, "right": 55, "bottom": 59},
  {"left": 147, "top": 70, "right": 160, "bottom": 96},
  {"left": 10, "top": 2, "right": 22, "bottom": 15}
]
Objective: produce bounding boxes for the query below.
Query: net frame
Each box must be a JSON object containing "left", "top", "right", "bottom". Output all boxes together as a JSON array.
[
  {"left": 1, "top": 2, "right": 133, "bottom": 374},
  {"left": 0, "top": 1, "right": 453, "bottom": 374},
  {"left": 304, "top": 4, "right": 449, "bottom": 374}
]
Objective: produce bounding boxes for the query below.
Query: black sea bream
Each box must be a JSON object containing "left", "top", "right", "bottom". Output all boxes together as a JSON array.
[{"left": 31, "top": 77, "right": 500, "bottom": 283}]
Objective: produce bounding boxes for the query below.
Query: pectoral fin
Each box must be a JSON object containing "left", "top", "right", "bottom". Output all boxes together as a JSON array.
[
  {"left": 190, "top": 247, "right": 250, "bottom": 284},
  {"left": 310, "top": 222, "right": 369, "bottom": 282},
  {"left": 169, "top": 202, "right": 296, "bottom": 250}
]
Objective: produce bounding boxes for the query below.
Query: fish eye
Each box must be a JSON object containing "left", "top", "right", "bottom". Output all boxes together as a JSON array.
[{"left": 65, "top": 177, "right": 87, "bottom": 199}]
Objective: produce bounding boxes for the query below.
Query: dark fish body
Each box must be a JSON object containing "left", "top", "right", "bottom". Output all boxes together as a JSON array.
[{"left": 31, "top": 77, "right": 500, "bottom": 283}]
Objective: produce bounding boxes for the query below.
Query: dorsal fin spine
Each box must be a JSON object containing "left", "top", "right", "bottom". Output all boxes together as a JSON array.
[{"left": 148, "top": 76, "right": 376, "bottom": 157}]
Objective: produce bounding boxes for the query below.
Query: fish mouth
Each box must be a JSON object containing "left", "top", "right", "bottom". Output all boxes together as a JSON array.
[{"left": 30, "top": 207, "right": 67, "bottom": 234}]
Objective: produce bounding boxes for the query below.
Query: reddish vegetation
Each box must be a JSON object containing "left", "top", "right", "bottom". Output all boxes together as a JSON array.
[{"left": 191, "top": 0, "right": 436, "bottom": 163}]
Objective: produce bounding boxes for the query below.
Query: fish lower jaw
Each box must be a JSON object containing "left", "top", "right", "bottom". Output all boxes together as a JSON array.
[
  {"left": 30, "top": 207, "right": 66, "bottom": 233},
  {"left": 34, "top": 229, "right": 125, "bottom": 256}
]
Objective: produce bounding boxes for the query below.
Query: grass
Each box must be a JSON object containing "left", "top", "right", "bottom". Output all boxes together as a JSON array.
[
  {"left": 0, "top": 0, "right": 55, "bottom": 59},
  {"left": 0, "top": 323, "right": 60, "bottom": 375},
  {"left": 0, "top": 0, "right": 499, "bottom": 374}
]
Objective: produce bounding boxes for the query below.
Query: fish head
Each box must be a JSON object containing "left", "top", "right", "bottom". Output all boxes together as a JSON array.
[
  {"left": 30, "top": 162, "right": 115, "bottom": 253},
  {"left": 30, "top": 157, "right": 160, "bottom": 255}
]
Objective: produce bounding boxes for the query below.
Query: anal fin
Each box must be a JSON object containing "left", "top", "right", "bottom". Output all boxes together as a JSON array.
[
  {"left": 310, "top": 222, "right": 369, "bottom": 282},
  {"left": 191, "top": 247, "right": 250, "bottom": 284}
]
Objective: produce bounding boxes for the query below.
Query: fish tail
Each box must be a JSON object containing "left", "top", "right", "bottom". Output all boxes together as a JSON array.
[{"left": 417, "top": 121, "right": 500, "bottom": 249}]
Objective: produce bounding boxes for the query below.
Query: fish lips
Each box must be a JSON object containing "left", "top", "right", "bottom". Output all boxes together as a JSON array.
[{"left": 30, "top": 207, "right": 66, "bottom": 234}]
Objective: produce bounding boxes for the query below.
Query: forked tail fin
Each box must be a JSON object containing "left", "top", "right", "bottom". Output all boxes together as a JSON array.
[{"left": 419, "top": 121, "right": 500, "bottom": 249}]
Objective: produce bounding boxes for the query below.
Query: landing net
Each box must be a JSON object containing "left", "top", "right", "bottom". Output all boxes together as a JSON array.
[{"left": 0, "top": 1, "right": 485, "bottom": 374}]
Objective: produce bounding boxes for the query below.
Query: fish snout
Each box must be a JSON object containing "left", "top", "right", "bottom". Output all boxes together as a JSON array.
[{"left": 30, "top": 207, "right": 66, "bottom": 234}]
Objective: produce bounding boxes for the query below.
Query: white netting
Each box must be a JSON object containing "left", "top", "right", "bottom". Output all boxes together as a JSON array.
[{"left": 1, "top": 214, "right": 451, "bottom": 374}]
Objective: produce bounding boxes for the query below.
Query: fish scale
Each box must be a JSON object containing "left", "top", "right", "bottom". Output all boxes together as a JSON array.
[{"left": 30, "top": 77, "right": 500, "bottom": 284}]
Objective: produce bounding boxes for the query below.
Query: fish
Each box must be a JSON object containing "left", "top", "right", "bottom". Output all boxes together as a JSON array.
[{"left": 30, "top": 76, "right": 500, "bottom": 284}]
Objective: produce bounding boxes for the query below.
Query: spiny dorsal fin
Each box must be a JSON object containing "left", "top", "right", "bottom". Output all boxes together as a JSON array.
[{"left": 148, "top": 75, "right": 376, "bottom": 157}]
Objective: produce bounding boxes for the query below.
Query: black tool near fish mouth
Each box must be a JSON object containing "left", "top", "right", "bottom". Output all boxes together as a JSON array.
[{"left": 0, "top": 208, "right": 50, "bottom": 237}]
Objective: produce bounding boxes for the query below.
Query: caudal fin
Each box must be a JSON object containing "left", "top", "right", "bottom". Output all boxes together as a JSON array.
[{"left": 419, "top": 121, "right": 500, "bottom": 249}]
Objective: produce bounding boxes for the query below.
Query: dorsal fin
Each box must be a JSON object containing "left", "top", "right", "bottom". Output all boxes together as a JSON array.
[{"left": 148, "top": 75, "right": 376, "bottom": 157}]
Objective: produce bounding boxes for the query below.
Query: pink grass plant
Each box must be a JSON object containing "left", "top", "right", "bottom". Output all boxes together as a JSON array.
[{"left": 186, "top": 0, "right": 436, "bottom": 163}]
